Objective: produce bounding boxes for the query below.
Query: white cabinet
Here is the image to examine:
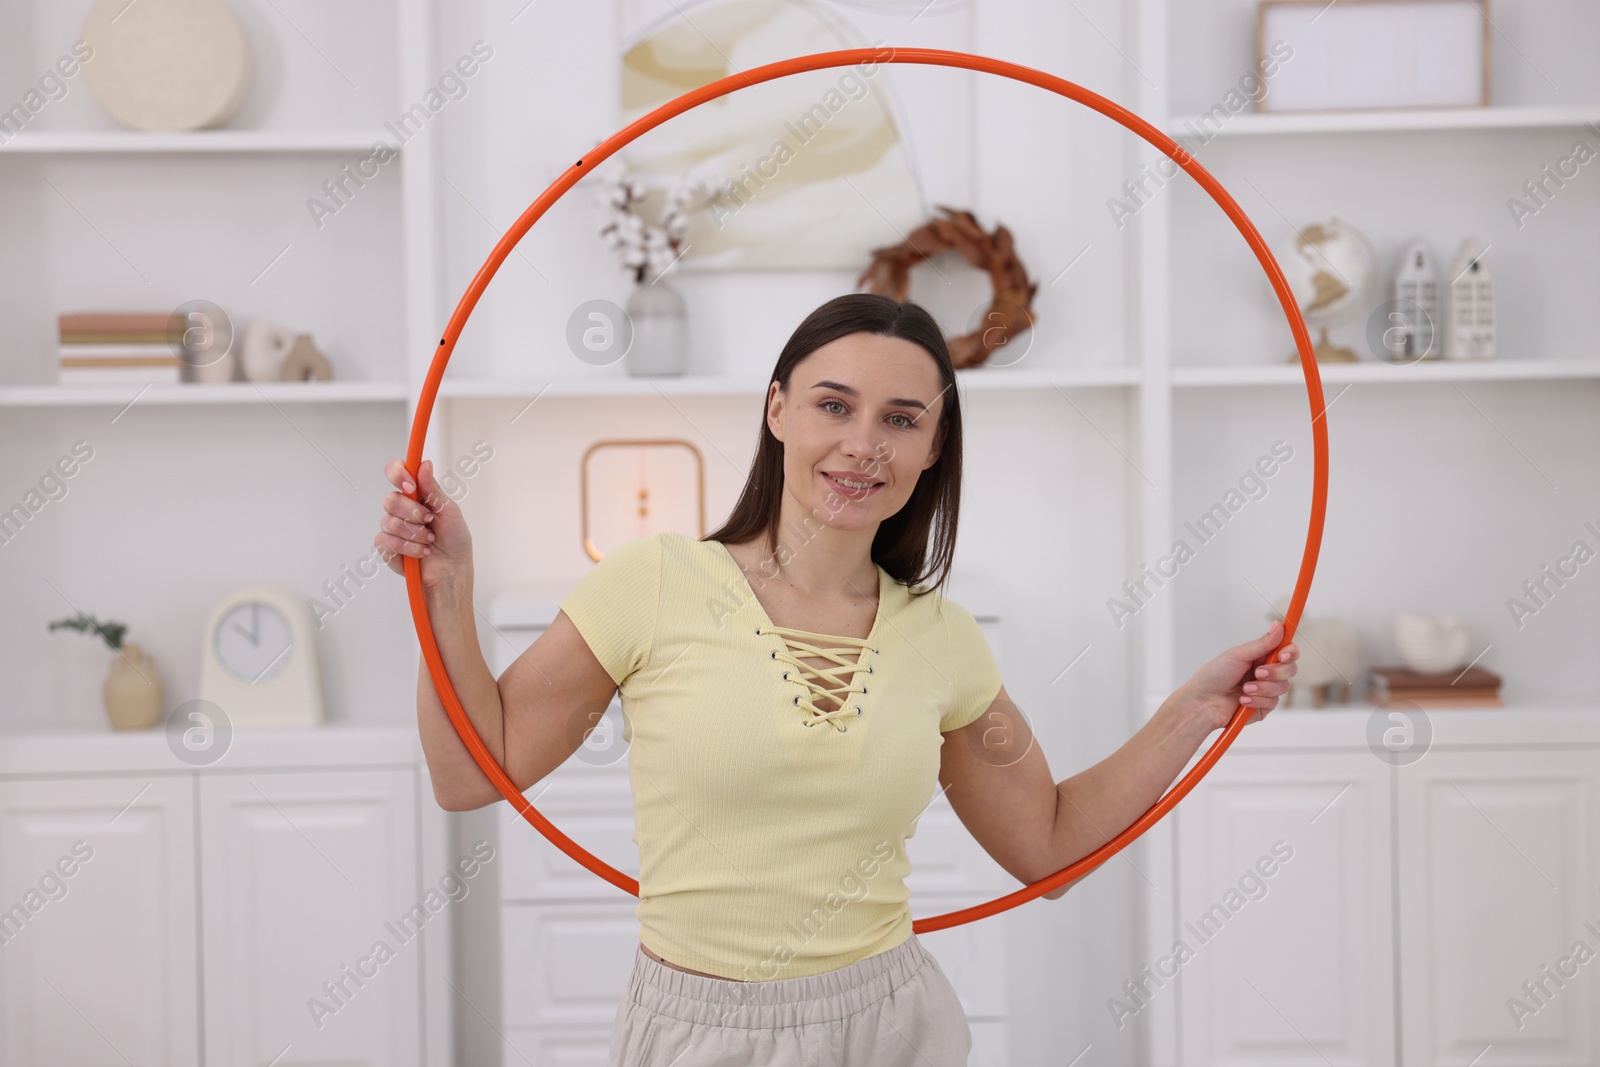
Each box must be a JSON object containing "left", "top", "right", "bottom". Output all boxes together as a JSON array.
[
  {"left": 0, "top": 776, "right": 199, "bottom": 1067},
  {"left": 1174, "top": 752, "right": 1394, "bottom": 1067},
  {"left": 1157, "top": 709, "right": 1600, "bottom": 1067},
  {"left": 0, "top": 728, "right": 446, "bottom": 1067},
  {"left": 200, "top": 769, "right": 421, "bottom": 1067},
  {"left": 1396, "top": 749, "right": 1600, "bottom": 1067}
]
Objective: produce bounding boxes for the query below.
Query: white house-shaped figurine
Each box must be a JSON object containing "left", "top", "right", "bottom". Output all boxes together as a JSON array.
[
  {"left": 1391, "top": 240, "right": 1439, "bottom": 360},
  {"left": 1444, "top": 237, "right": 1495, "bottom": 359}
]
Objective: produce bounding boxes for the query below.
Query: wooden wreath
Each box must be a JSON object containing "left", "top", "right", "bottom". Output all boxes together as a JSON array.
[{"left": 855, "top": 204, "right": 1039, "bottom": 369}]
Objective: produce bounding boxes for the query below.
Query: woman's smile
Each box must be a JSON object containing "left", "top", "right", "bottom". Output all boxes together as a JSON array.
[{"left": 822, "top": 470, "right": 884, "bottom": 500}]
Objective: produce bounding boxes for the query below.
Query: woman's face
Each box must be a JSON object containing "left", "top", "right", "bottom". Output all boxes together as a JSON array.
[{"left": 766, "top": 331, "right": 947, "bottom": 533}]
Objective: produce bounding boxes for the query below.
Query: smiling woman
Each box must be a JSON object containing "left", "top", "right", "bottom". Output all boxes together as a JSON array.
[{"left": 379, "top": 291, "right": 1300, "bottom": 1067}]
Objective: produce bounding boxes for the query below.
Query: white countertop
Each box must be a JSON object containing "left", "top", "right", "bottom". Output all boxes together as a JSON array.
[
  {"left": 4, "top": 705, "right": 1594, "bottom": 779},
  {"left": 1211, "top": 704, "right": 1600, "bottom": 752},
  {"left": 0, "top": 723, "right": 423, "bottom": 777}
]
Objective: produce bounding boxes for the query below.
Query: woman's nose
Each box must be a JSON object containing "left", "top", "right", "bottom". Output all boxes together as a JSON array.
[{"left": 840, "top": 426, "right": 882, "bottom": 467}]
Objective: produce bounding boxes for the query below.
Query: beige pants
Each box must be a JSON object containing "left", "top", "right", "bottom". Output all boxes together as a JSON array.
[{"left": 606, "top": 933, "right": 972, "bottom": 1066}]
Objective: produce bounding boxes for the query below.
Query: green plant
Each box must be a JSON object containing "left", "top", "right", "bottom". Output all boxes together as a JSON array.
[{"left": 48, "top": 612, "right": 128, "bottom": 652}]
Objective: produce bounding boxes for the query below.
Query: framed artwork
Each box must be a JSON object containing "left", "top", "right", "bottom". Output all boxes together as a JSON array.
[
  {"left": 1257, "top": 0, "right": 1490, "bottom": 113},
  {"left": 616, "top": 0, "right": 974, "bottom": 270},
  {"left": 580, "top": 439, "right": 707, "bottom": 560}
]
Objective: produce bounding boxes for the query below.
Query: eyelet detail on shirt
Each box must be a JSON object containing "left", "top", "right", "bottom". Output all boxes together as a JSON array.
[
  {"left": 782, "top": 672, "right": 790, "bottom": 681},
  {"left": 792, "top": 695, "right": 800, "bottom": 706},
  {"left": 769, "top": 649, "right": 777, "bottom": 659},
  {"left": 867, "top": 665, "right": 874, "bottom": 674},
  {"left": 861, "top": 686, "right": 868, "bottom": 694},
  {"left": 802, "top": 720, "right": 813, "bottom": 728}
]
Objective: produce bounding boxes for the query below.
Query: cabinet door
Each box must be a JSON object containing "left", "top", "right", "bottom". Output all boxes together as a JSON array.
[
  {"left": 199, "top": 769, "right": 420, "bottom": 1067},
  {"left": 1397, "top": 748, "right": 1600, "bottom": 1066},
  {"left": 1175, "top": 751, "right": 1394, "bottom": 1067},
  {"left": 0, "top": 775, "right": 198, "bottom": 1067}
]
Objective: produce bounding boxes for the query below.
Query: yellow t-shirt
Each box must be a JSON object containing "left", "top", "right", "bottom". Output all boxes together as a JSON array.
[{"left": 557, "top": 530, "right": 1005, "bottom": 981}]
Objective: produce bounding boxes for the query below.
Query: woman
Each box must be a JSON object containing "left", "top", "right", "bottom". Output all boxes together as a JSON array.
[{"left": 375, "top": 293, "right": 1299, "bottom": 1066}]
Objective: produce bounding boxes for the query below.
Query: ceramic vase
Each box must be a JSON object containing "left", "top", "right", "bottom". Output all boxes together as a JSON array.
[
  {"left": 103, "top": 642, "right": 164, "bottom": 730},
  {"left": 624, "top": 279, "right": 688, "bottom": 376},
  {"left": 1395, "top": 612, "right": 1472, "bottom": 674}
]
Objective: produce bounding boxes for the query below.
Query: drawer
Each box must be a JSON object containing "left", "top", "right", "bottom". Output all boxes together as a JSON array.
[
  {"left": 499, "top": 762, "right": 639, "bottom": 902},
  {"left": 501, "top": 901, "right": 640, "bottom": 1029},
  {"left": 501, "top": 1026, "right": 615, "bottom": 1067}
]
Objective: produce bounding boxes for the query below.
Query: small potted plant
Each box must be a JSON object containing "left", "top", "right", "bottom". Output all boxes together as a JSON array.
[
  {"left": 595, "top": 166, "right": 722, "bottom": 377},
  {"left": 49, "top": 611, "right": 164, "bottom": 730}
]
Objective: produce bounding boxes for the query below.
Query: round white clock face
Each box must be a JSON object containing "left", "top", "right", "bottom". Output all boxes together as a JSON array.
[{"left": 214, "top": 600, "right": 294, "bottom": 683}]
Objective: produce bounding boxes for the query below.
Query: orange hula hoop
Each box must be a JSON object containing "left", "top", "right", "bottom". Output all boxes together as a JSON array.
[{"left": 403, "top": 47, "right": 1330, "bottom": 934}]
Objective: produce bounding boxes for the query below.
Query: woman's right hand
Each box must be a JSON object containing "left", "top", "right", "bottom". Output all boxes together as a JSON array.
[{"left": 377, "top": 458, "right": 473, "bottom": 591}]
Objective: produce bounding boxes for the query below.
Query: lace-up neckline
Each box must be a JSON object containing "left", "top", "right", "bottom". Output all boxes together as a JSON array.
[
  {"left": 757, "top": 625, "right": 877, "bottom": 733},
  {"left": 713, "top": 540, "right": 884, "bottom": 734}
]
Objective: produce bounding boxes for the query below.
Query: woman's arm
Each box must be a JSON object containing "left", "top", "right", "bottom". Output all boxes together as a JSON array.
[
  {"left": 939, "top": 622, "right": 1299, "bottom": 899},
  {"left": 379, "top": 459, "right": 618, "bottom": 811},
  {"left": 416, "top": 583, "right": 622, "bottom": 811},
  {"left": 412, "top": 561, "right": 511, "bottom": 810}
]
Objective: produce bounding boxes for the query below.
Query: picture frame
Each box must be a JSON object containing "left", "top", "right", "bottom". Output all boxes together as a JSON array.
[
  {"left": 1257, "top": 0, "right": 1490, "bottom": 113},
  {"left": 579, "top": 438, "right": 706, "bottom": 562}
]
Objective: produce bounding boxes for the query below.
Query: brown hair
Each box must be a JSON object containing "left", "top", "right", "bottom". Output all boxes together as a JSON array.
[{"left": 703, "top": 293, "right": 963, "bottom": 597}]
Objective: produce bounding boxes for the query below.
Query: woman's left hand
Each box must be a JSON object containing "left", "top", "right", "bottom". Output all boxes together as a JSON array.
[{"left": 1180, "top": 620, "right": 1300, "bottom": 732}]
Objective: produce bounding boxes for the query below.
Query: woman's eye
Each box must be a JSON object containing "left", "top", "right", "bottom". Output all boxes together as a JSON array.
[{"left": 819, "top": 400, "right": 913, "bottom": 428}]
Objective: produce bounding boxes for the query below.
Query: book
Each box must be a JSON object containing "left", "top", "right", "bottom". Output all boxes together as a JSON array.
[
  {"left": 58, "top": 311, "right": 171, "bottom": 333},
  {"left": 59, "top": 344, "right": 178, "bottom": 362},
  {"left": 60, "top": 312, "right": 174, "bottom": 346},
  {"left": 1371, "top": 665, "right": 1501, "bottom": 709},
  {"left": 1376, "top": 693, "right": 1504, "bottom": 709},
  {"left": 1371, "top": 666, "right": 1500, "bottom": 691},
  {"left": 60, "top": 332, "right": 172, "bottom": 345},
  {"left": 58, "top": 364, "right": 183, "bottom": 385}
]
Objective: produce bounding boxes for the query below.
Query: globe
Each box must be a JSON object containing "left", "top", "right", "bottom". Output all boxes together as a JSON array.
[{"left": 1278, "top": 218, "right": 1378, "bottom": 363}]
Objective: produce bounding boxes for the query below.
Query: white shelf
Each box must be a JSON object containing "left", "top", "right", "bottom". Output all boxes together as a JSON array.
[
  {"left": 0, "top": 130, "right": 397, "bottom": 155},
  {"left": 1216, "top": 704, "right": 1600, "bottom": 752},
  {"left": 1171, "top": 358, "right": 1600, "bottom": 387},
  {"left": 1166, "top": 104, "right": 1600, "bottom": 137},
  {"left": 0, "top": 381, "right": 408, "bottom": 407},
  {"left": 0, "top": 724, "right": 421, "bottom": 776},
  {"left": 436, "top": 365, "right": 1141, "bottom": 400},
  {"left": 439, "top": 375, "right": 769, "bottom": 400},
  {"left": 957, "top": 365, "right": 1141, "bottom": 390}
]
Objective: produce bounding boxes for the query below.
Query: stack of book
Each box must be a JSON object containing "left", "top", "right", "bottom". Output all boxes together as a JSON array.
[
  {"left": 59, "top": 312, "right": 184, "bottom": 385},
  {"left": 1371, "top": 666, "right": 1503, "bottom": 708}
]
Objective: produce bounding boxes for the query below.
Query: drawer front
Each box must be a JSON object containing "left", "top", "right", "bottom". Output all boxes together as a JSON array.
[
  {"left": 501, "top": 902, "right": 640, "bottom": 1029},
  {"left": 499, "top": 764, "right": 638, "bottom": 902}
]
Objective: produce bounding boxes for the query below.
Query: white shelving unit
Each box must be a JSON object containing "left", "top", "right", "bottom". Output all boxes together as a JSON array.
[
  {"left": 0, "top": 2, "right": 451, "bottom": 1065},
  {"left": 1136, "top": 2, "right": 1600, "bottom": 1064}
]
